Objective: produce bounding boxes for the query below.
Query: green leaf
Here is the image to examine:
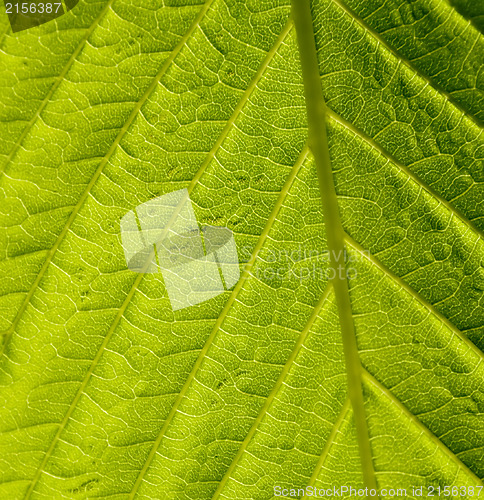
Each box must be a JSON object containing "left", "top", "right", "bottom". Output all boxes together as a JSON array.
[{"left": 0, "top": 0, "right": 482, "bottom": 498}]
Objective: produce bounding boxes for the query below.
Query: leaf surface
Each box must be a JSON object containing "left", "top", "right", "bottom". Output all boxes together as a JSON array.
[{"left": 0, "top": 0, "right": 482, "bottom": 498}]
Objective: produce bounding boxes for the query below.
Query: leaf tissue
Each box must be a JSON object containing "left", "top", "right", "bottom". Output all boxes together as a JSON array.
[{"left": 0, "top": 0, "right": 483, "bottom": 498}]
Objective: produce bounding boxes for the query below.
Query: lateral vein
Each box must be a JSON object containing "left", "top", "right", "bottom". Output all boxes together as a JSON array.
[
  {"left": 327, "top": 108, "right": 484, "bottom": 241},
  {"left": 344, "top": 234, "right": 484, "bottom": 363},
  {"left": 21, "top": 1, "right": 217, "bottom": 497},
  {"left": 363, "top": 369, "right": 484, "bottom": 486},
  {"left": 20, "top": 15, "right": 297, "bottom": 498},
  {"left": 0, "top": 0, "right": 215, "bottom": 359},
  {"left": 303, "top": 398, "right": 352, "bottom": 494},
  {"left": 127, "top": 141, "right": 308, "bottom": 500},
  {"left": 0, "top": 0, "right": 116, "bottom": 175},
  {"left": 212, "top": 281, "right": 333, "bottom": 499},
  {"left": 331, "top": 0, "right": 483, "bottom": 128}
]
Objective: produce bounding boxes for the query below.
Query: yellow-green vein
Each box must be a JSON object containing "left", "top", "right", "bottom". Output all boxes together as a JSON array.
[
  {"left": 127, "top": 143, "right": 308, "bottom": 500},
  {"left": 362, "top": 369, "right": 484, "bottom": 486},
  {"left": 23, "top": 15, "right": 295, "bottom": 497},
  {"left": 0, "top": 0, "right": 116, "bottom": 175},
  {"left": 302, "top": 398, "right": 352, "bottom": 497},
  {"left": 212, "top": 280, "right": 333, "bottom": 499},
  {"left": 292, "top": 0, "right": 378, "bottom": 495},
  {"left": 0, "top": 0, "right": 215, "bottom": 359},
  {"left": 332, "top": 0, "right": 483, "bottom": 128},
  {"left": 327, "top": 109, "right": 484, "bottom": 241},
  {"left": 345, "top": 234, "right": 484, "bottom": 363}
]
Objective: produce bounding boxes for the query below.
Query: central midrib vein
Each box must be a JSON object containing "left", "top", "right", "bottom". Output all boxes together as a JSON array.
[{"left": 291, "top": 0, "right": 378, "bottom": 495}]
